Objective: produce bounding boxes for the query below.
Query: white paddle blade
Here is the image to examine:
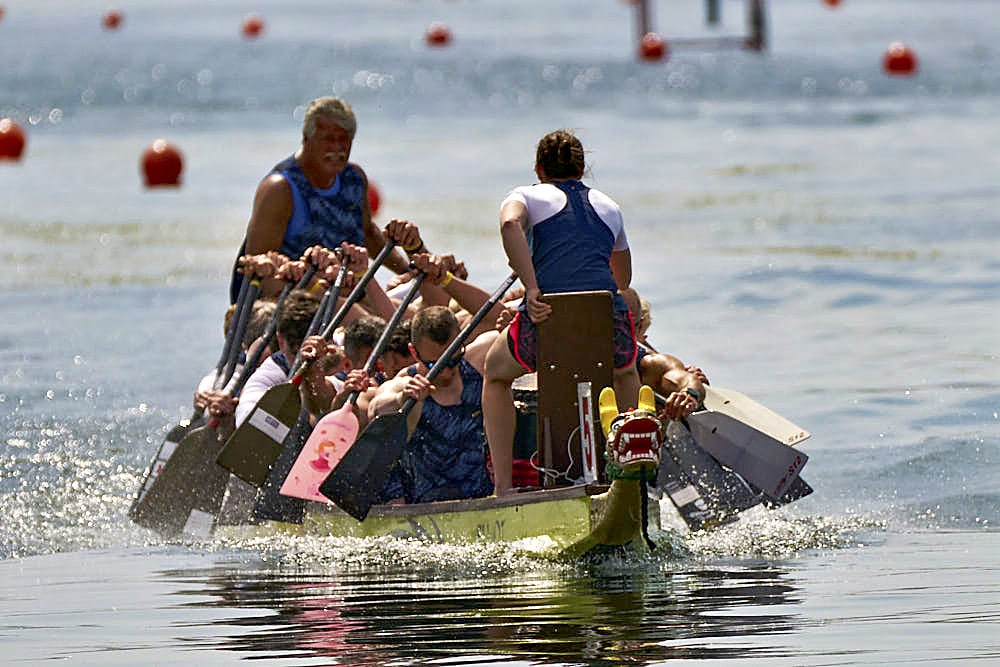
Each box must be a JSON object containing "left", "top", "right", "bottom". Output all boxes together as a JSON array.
[
  {"left": 703, "top": 386, "right": 811, "bottom": 446},
  {"left": 279, "top": 407, "right": 359, "bottom": 502},
  {"left": 687, "top": 410, "right": 808, "bottom": 501}
]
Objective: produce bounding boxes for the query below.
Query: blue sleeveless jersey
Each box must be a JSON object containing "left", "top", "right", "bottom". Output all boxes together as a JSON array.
[
  {"left": 527, "top": 180, "right": 627, "bottom": 313},
  {"left": 397, "top": 360, "right": 494, "bottom": 503},
  {"left": 273, "top": 156, "right": 366, "bottom": 257},
  {"left": 228, "top": 158, "right": 367, "bottom": 303}
]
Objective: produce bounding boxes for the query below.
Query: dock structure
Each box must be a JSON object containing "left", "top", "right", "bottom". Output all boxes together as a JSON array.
[{"left": 633, "top": 0, "right": 767, "bottom": 54}]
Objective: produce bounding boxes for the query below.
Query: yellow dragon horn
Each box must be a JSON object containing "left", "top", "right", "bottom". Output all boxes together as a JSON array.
[
  {"left": 598, "top": 386, "right": 618, "bottom": 437},
  {"left": 638, "top": 384, "right": 656, "bottom": 414}
]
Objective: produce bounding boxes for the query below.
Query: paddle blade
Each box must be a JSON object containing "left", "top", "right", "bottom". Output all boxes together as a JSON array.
[
  {"left": 280, "top": 405, "right": 359, "bottom": 503},
  {"left": 216, "top": 382, "right": 301, "bottom": 486},
  {"left": 129, "top": 425, "right": 230, "bottom": 538},
  {"left": 129, "top": 413, "right": 205, "bottom": 518},
  {"left": 654, "top": 421, "right": 762, "bottom": 530},
  {"left": 253, "top": 411, "right": 312, "bottom": 524},
  {"left": 703, "top": 386, "right": 811, "bottom": 446},
  {"left": 318, "top": 412, "right": 408, "bottom": 521},
  {"left": 687, "top": 411, "right": 808, "bottom": 501},
  {"left": 762, "top": 476, "right": 814, "bottom": 508}
]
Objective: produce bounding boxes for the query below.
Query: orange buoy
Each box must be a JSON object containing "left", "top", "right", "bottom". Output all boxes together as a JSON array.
[
  {"left": 141, "top": 139, "right": 183, "bottom": 187},
  {"left": 367, "top": 181, "right": 382, "bottom": 217},
  {"left": 883, "top": 42, "right": 918, "bottom": 76},
  {"left": 425, "top": 22, "right": 452, "bottom": 47},
  {"left": 241, "top": 13, "right": 265, "bottom": 39},
  {"left": 639, "top": 32, "right": 668, "bottom": 62},
  {"left": 102, "top": 9, "right": 123, "bottom": 30},
  {"left": 0, "top": 118, "right": 26, "bottom": 161}
]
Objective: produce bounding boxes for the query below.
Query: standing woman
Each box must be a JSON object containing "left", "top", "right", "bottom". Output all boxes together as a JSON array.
[{"left": 482, "top": 129, "right": 640, "bottom": 496}]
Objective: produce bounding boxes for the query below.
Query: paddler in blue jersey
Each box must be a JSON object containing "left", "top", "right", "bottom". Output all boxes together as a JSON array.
[
  {"left": 367, "top": 305, "right": 497, "bottom": 504},
  {"left": 482, "top": 129, "right": 641, "bottom": 497},
  {"left": 230, "top": 96, "right": 411, "bottom": 301}
]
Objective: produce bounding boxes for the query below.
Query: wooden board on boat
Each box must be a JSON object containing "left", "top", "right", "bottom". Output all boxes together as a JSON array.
[{"left": 536, "top": 291, "right": 614, "bottom": 485}]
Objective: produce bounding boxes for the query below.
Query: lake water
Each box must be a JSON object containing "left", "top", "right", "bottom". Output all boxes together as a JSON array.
[{"left": 1, "top": 0, "right": 998, "bottom": 665}]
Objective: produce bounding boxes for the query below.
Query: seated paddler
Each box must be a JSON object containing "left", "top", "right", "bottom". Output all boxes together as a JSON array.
[{"left": 367, "top": 305, "right": 495, "bottom": 504}]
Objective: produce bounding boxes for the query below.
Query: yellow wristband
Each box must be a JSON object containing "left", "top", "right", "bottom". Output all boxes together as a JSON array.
[
  {"left": 308, "top": 281, "right": 325, "bottom": 295},
  {"left": 403, "top": 240, "right": 425, "bottom": 253},
  {"left": 438, "top": 271, "right": 454, "bottom": 288}
]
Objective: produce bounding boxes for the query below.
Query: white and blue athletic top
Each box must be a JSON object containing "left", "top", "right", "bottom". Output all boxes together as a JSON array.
[{"left": 501, "top": 180, "right": 628, "bottom": 308}]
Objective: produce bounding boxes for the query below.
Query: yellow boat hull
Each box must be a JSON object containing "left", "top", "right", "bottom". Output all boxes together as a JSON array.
[{"left": 220, "top": 480, "right": 657, "bottom": 559}]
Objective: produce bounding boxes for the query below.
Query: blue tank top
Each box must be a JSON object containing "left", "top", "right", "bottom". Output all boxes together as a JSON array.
[
  {"left": 272, "top": 156, "right": 366, "bottom": 258},
  {"left": 527, "top": 180, "right": 627, "bottom": 313},
  {"left": 398, "top": 360, "right": 494, "bottom": 503},
  {"left": 228, "top": 159, "right": 367, "bottom": 303}
]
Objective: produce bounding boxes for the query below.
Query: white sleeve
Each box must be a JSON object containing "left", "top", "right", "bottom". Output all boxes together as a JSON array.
[
  {"left": 588, "top": 189, "right": 628, "bottom": 251},
  {"left": 234, "top": 360, "right": 285, "bottom": 428}
]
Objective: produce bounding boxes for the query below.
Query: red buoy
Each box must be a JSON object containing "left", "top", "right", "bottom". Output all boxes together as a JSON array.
[
  {"left": 822, "top": 0, "right": 842, "bottom": 7},
  {"left": 639, "top": 32, "right": 668, "bottom": 62},
  {"left": 102, "top": 9, "right": 123, "bottom": 30},
  {"left": 367, "top": 181, "right": 382, "bottom": 217},
  {"left": 0, "top": 5, "right": 6, "bottom": 23},
  {"left": 141, "top": 139, "right": 184, "bottom": 187},
  {"left": 0, "top": 118, "right": 26, "bottom": 161},
  {"left": 241, "top": 13, "right": 265, "bottom": 39},
  {"left": 425, "top": 22, "right": 452, "bottom": 47},
  {"left": 883, "top": 42, "right": 918, "bottom": 76}
]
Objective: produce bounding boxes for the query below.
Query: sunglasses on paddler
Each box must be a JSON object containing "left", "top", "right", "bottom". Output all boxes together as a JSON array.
[{"left": 415, "top": 348, "right": 464, "bottom": 369}]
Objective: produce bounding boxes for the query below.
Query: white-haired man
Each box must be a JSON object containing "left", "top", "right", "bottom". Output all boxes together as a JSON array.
[{"left": 230, "top": 96, "right": 410, "bottom": 300}]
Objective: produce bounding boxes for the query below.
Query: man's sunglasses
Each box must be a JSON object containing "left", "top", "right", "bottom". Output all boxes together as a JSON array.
[{"left": 416, "top": 348, "right": 464, "bottom": 369}]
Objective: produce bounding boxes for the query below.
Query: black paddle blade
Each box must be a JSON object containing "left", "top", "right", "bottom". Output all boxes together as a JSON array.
[
  {"left": 318, "top": 412, "right": 408, "bottom": 521},
  {"left": 762, "top": 476, "right": 814, "bottom": 508},
  {"left": 253, "top": 410, "right": 312, "bottom": 524},
  {"left": 653, "top": 422, "right": 763, "bottom": 530},
  {"left": 129, "top": 413, "right": 205, "bottom": 519},
  {"left": 130, "top": 425, "right": 230, "bottom": 538},
  {"left": 216, "top": 382, "right": 301, "bottom": 486},
  {"left": 654, "top": 453, "right": 729, "bottom": 531}
]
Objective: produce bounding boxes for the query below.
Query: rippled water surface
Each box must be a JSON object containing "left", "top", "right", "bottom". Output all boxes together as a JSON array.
[{"left": 2, "top": 0, "right": 998, "bottom": 665}]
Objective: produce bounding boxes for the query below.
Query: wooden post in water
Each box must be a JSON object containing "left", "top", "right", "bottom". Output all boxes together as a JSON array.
[
  {"left": 706, "top": 0, "right": 721, "bottom": 25},
  {"left": 747, "top": 0, "right": 767, "bottom": 51},
  {"left": 635, "top": 0, "right": 651, "bottom": 40}
]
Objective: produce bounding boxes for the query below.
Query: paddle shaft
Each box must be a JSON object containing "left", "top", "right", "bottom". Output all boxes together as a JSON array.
[
  {"left": 289, "top": 242, "right": 395, "bottom": 375},
  {"left": 344, "top": 271, "right": 426, "bottom": 408},
  {"left": 319, "top": 263, "right": 349, "bottom": 330},
  {"left": 206, "top": 268, "right": 320, "bottom": 428},
  {"left": 317, "top": 240, "right": 397, "bottom": 344},
  {"left": 214, "top": 276, "right": 252, "bottom": 388},
  {"left": 221, "top": 278, "right": 262, "bottom": 388}
]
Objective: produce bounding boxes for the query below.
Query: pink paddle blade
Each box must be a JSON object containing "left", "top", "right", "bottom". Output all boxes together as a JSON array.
[{"left": 279, "top": 405, "right": 359, "bottom": 502}]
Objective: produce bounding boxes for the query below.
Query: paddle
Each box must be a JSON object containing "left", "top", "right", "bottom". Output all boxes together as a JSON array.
[
  {"left": 703, "top": 386, "right": 811, "bottom": 447},
  {"left": 304, "top": 262, "right": 349, "bottom": 340},
  {"left": 131, "top": 278, "right": 271, "bottom": 536},
  {"left": 216, "top": 240, "right": 398, "bottom": 485},
  {"left": 280, "top": 272, "right": 426, "bottom": 503},
  {"left": 686, "top": 409, "right": 808, "bottom": 501},
  {"left": 128, "top": 276, "right": 258, "bottom": 520},
  {"left": 253, "top": 266, "right": 421, "bottom": 522},
  {"left": 654, "top": 419, "right": 764, "bottom": 530},
  {"left": 319, "top": 271, "right": 519, "bottom": 521}
]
